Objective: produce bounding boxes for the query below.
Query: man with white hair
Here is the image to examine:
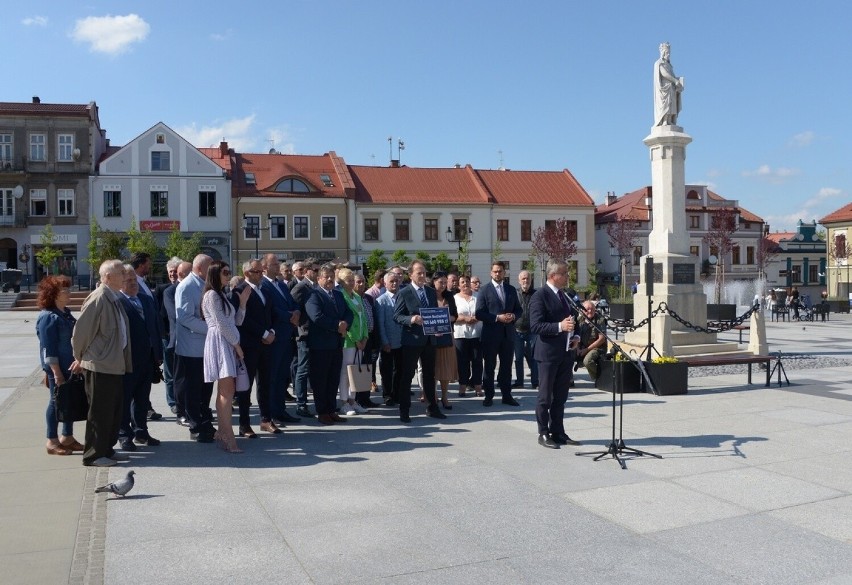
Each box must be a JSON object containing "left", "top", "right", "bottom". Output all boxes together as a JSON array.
[{"left": 174, "top": 254, "right": 214, "bottom": 443}]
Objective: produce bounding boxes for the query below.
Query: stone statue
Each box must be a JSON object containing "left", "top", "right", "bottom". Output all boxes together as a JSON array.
[{"left": 654, "top": 42, "right": 684, "bottom": 126}]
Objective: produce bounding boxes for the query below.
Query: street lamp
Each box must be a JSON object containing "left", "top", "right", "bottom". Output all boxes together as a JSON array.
[
  {"left": 242, "top": 213, "right": 272, "bottom": 260},
  {"left": 18, "top": 243, "right": 30, "bottom": 292},
  {"left": 446, "top": 226, "right": 473, "bottom": 251}
]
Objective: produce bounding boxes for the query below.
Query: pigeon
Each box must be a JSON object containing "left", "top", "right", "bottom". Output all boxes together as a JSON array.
[{"left": 95, "top": 470, "right": 135, "bottom": 497}]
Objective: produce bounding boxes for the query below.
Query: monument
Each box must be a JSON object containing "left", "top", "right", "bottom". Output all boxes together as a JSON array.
[{"left": 624, "top": 43, "right": 738, "bottom": 356}]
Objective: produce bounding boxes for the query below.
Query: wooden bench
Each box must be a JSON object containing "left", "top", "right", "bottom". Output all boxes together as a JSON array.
[
  {"left": 681, "top": 353, "right": 774, "bottom": 387},
  {"left": 732, "top": 325, "right": 750, "bottom": 343}
]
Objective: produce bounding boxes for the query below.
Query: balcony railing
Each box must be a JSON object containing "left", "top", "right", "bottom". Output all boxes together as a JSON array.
[{"left": 0, "top": 209, "right": 27, "bottom": 228}]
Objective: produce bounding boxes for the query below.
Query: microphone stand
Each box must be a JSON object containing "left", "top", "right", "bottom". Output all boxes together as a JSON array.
[{"left": 566, "top": 295, "right": 661, "bottom": 469}]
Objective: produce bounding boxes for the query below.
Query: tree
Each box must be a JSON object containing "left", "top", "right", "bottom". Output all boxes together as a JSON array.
[
  {"left": 432, "top": 251, "right": 453, "bottom": 274},
  {"left": 754, "top": 235, "right": 779, "bottom": 282},
  {"left": 125, "top": 216, "right": 160, "bottom": 258},
  {"left": 163, "top": 226, "right": 203, "bottom": 262},
  {"left": 391, "top": 249, "right": 410, "bottom": 267},
  {"left": 100, "top": 231, "right": 126, "bottom": 264},
  {"left": 531, "top": 218, "right": 579, "bottom": 284},
  {"left": 365, "top": 249, "right": 388, "bottom": 281},
  {"left": 491, "top": 238, "right": 503, "bottom": 263},
  {"left": 415, "top": 250, "right": 431, "bottom": 272},
  {"left": 36, "top": 224, "right": 62, "bottom": 276},
  {"left": 828, "top": 232, "right": 849, "bottom": 298},
  {"left": 455, "top": 235, "right": 471, "bottom": 276},
  {"left": 605, "top": 219, "right": 641, "bottom": 299},
  {"left": 702, "top": 208, "right": 738, "bottom": 303}
]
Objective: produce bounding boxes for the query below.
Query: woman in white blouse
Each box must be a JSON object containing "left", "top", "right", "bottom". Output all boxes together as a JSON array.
[{"left": 453, "top": 275, "right": 483, "bottom": 397}]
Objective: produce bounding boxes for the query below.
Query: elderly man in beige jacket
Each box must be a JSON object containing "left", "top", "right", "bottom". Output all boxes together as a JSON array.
[{"left": 72, "top": 260, "right": 133, "bottom": 467}]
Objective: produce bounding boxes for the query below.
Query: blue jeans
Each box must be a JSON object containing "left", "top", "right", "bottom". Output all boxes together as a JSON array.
[
  {"left": 294, "top": 339, "right": 311, "bottom": 407},
  {"left": 162, "top": 340, "right": 176, "bottom": 407},
  {"left": 514, "top": 331, "right": 539, "bottom": 386},
  {"left": 46, "top": 374, "right": 74, "bottom": 439}
]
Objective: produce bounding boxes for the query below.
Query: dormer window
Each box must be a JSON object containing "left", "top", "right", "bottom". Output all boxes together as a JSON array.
[
  {"left": 320, "top": 173, "right": 334, "bottom": 187},
  {"left": 275, "top": 178, "right": 310, "bottom": 193},
  {"left": 245, "top": 173, "right": 256, "bottom": 185}
]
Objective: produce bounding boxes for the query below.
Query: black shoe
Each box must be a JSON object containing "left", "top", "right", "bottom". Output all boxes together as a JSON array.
[
  {"left": 482, "top": 397, "right": 493, "bottom": 407},
  {"left": 384, "top": 398, "right": 398, "bottom": 407},
  {"left": 284, "top": 390, "right": 296, "bottom": 402},
  {"left": 295, "top": 406, "right": 314, "bottom": 418},
  {"left": 147, "top": 409, "right": 163, "bottom": 421},
  {"left": 511, "top": 382, "right": 523, "bottom": 389},
  {"left": 531, "top": 383, "right": 539, "bottom": 389},
  {"left": 191, "top": 431, "right": 214, "bottom": 443},
  {"left": 359, "top": 399, "right": 383, "bottom": 408},
  {"left": 276, "top": 411, "right": 301, "bottom": 423},
  {"left": 176, "top": 416, "right": 190, "bottom": 427},
  {"left": 400, "top": 412, "right": 411, "bottom": 423},
  {"left": 120, "top": 438, "right": 137, "bottom": 452},
  {"left": 170, "top": 405, "right": 178, "bottom": 414},
  {"left": 134, "top": 433, "right": 161, "bottom": 446},
  {"left": 502, "top": 397, "right": 520, "bottom": 406},
  {"left": 554, "top": 434, "right": 582, "bottom": 446},
  {"left": 427, "top": 408, "right": 447, "bottom": 420},
  {"left": 538, "top": 434, "right": 559, "bottom": 449}
]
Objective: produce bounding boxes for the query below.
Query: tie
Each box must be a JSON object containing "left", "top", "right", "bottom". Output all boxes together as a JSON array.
[
  {"left": 130, "top": 296, "right": 144, "bottom": 319},
  {"left": 417, "top": 287, "right": 428, "bottom": 308},
  {"left": 496, "top": 283, "right": 505, "bottom": 307}
]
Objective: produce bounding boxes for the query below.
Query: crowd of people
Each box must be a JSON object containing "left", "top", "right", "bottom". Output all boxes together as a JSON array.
[{"left": 36, "top": 254, "right": 611, "bottom": 466}]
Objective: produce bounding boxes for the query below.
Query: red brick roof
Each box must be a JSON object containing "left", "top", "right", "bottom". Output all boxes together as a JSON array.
[
  {"left": 596, "top": 186, "right": 763, "bottom": 224},
  {"left": 0, "top": 101, "right": 94, "bottom": 117},
  {"left": 231, "top": 151, "right": 354, "bottom": 198},
  {"left": 198, "top": 147, "right": 233, "bottom": 174},
  {"left": 766, "top": 232, "right": 795, "bottom": 244},
  {"left": 819, "top": 202, "right": 852, "bottom": 224},
  {"left": 349, "top": 164, "right": 593, "bottom": 206}
]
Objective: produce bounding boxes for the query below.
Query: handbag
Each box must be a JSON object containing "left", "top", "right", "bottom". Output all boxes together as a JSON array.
[
  {"left": 53, "top": 375, "right": 89, "bottom": 422},
  {"left": 235, "top": 359, "right": 250, "bottom": 392},
  {"left": 346, "top": 349, "right": 373, "bottom": 393}
]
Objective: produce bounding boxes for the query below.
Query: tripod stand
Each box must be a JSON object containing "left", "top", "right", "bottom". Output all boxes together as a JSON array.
[{"left": 768, "top": 351, "right": 789, "bottom": 386}]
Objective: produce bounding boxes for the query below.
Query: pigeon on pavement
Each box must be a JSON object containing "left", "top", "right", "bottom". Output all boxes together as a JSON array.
[{"left": 95, "top": 470, "right": 135, "bottom": 497}]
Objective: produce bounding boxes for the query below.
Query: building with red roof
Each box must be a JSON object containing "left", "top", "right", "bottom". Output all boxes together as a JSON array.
[{"left": 819, "top": 202, "right": 852, "bottom": 300}]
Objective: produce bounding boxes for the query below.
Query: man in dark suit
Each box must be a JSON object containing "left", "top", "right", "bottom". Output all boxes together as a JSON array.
[
  {"left": 393, "top": 260, "right": 446, "bottom": 422},
  {"left": 260, "top": 253, "right": 301, "bottom": 425},
  {"left": 305, "top": 264, "right": 353, "bottom": 425},
  {"left": 152, "top": 257, "right": 182, "bottom": 418},
  {"left": 475, "top": 261, "right": 523, "bottom": 407},
  {"left": 231, "top": 259, "right": 279, "bottom": 436},
  {"left": 529, "top": 259, "right": 582, "bottom": 449},
  {"left": 117, "top": 267, "right": 163, "bottom": 450},
  {"left": 290, "top": 262, "right": 319, "bottom": 417}
]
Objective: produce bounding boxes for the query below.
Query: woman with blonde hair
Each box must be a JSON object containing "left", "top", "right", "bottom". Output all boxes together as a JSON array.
[{"left": 337, "top": 267, "right": 369, "bottom": 415}]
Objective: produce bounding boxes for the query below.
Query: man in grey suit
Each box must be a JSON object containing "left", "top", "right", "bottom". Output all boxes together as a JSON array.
[
  {"left": 393, "top": 260, "right": 446, "bottom": 423},
  {"left": 174, "top": 254, "right": 214, "bottom": 443}
]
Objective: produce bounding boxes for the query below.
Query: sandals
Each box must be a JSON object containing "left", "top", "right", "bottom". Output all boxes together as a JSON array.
[
  {"left": 46, "top": 444, "right": 71, "bottom": 456},
  {"left": 59, "top": 438, "right": 85, "bottom": 452}
]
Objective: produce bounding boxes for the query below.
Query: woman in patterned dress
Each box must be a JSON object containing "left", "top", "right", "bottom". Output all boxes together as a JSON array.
[{"left": 202, "top": 261, "right": 251, "bottom": 452}]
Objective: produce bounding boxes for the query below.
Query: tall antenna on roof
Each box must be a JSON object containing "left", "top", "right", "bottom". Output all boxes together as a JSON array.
[{"left": 498, "top": 149, "right": 505, "bottom": 171}]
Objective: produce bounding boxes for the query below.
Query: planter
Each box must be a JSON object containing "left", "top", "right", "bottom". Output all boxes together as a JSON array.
[
  {"left": 827, "top": 300, "right": 850, "bottom": 314},
  {"left": 706, "top": 303, "right": 736, "bottom": 322},
  {"left": 642, "top": 361, "right": 688, "bottom": 395},
  {"left": 607, "top": 302, "right": 634, "bottom": 322},
  {"left": 596, "top": 359, "right": 642, "bottom": 393}
]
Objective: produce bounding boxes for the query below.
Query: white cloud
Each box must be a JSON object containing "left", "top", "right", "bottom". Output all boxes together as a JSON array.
[
  {"left": 22, "top": 16, "right": 48, "bottom": 26},
  {"left": 741, "top": 164, "right": 800, "bottom": 184},
  {"left": 815, "top": 187, "right": 842, "bottom": 200},
  {"left": 71, "top": 14, "right": 150, "bottom": 55},
  {"left": 764, "top": 187, "right": 844, "bottom": 229},
  {"left": 789, "top": 131, "right": 815, "bottom": 148},
  {"left": 177, "top": 116, "right": 298, "bottom": 154},
  {"left": 210, "top": 30, "right": 233, "bottom": 42},
  {"left": 266, "top": 126, "right": 296, "bottom": 154}
]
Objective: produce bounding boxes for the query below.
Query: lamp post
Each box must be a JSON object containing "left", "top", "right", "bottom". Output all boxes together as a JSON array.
[
  {"left": 242, "top": 213, "right": 272, "bottom": 261},
  {"left": 18, "top": 243, "right": 30, "bottom": 292},
  {"left": 446, "top": 226, "right": 473, "bottom": 251}
]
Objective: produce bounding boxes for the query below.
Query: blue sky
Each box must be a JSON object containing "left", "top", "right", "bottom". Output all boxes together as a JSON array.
[{"left": 6, "top": 1, "right": 852, "bottom": 232}]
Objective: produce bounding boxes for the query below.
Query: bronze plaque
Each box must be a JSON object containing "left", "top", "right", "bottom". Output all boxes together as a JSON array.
[{"left": 673, "top": 263, "right": 695, "bottom": 284}]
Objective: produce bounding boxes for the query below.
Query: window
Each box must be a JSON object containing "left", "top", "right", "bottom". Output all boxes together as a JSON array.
[
  {"left": 30, "top": 134, "right": 46, "bottom": 161},
  {"left": 632, "top": 246, "right": 642, "bottom": 265},
  {"left": 104, "top": 191, "right": 121, "bottom": 217},
  {"left": 320, "top": 173, "right": 334, "bottom": 187},
  {"left": 453, "top": 218, "right": 468, "bottom": 241},
  {"left": 497, "top": 219, "right": 509, "bottom": 242},
  {"left": 732, "top": 246, "right": 740, "bottom": 265},
  {"left": 690, "top": 245, "right": 700, "bottom": 257},
  {"left": 243, "top": 215, "right": 260, "bottom": 239},
  {"left": 690, "top": 215, "right": 700, "bottom": 228},
  {"left": 747, "top": 246, "right": 755, "bottom": 265},
  {"left": 57, "top": 189, "right": 74, "bottom": 216},
  {"left": 275, "top": 178, "right": 310, "bottom": 193},
  {"left": 545, "top": 219, "right": 577, "bottom": 240},
  {"left": 245, "top": 173, "right": 256, "bottom": 185},
  {"left": 1, "top": 188, "right": 14, "bottom": 217},
  {"left": 58, "top": 134, "right": 74, "bottom": 162},
  {"left": 0, "top": 134, "right": 12, "bottom": 163},
  {"left": 150, "top": 190, "right": 168, "bottom": 217},
  {"left": 364, "top": 218, "right": 379, "bottom": 241},
  {"left": 809, "top": 265, "right": 819, "bottom": 283},
  {"left": 269, "top": 216, "right": 286, "bottom": 239},
  {"left": 424, "top": 218, "right": 439, "bottom": 241},
  {"left": 294, "top": 215, "right": 309, "bottom": 239},
  {"left": 30, "top": 189, "right": 47, "bottom": 216},
  {"left": 321, "top": 216, "right": 337, "bottom": 239},
  {"left": 521, "top": 219, "right": 532, "bottom": 241},
  {"left": 151, "top": 151, "right": 170, "bottom": 171},
  {"left": 395, "top": 218, "right": 410, "bottom": 241},
  {"left": 199, "top": 191, "right": 216, "bottom": 217}
]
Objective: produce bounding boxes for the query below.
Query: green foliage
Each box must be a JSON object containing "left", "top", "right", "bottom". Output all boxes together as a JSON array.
[
  {"left": 163, "top": 226, "right": 202, "bottom": 262},
  {"left": 85, "top": 216, "right": 103, "bottom": 280},
  {"left": 432, "top": 251, "right": 453, "bottom": 274},
  {"left": 36, "top": 225, "right": 63, "bottom": 275},
  {"left": 415, "top": 250, "right": 431, "bottom": 272},
  {"left": 100, "top": 230, "right": 126, "bottom": 263},
  {"left": 456, "top": 237, "right": 470, "bottom": 276},
  {"left": 391, "top": 249, "right": 410, "bottom": 266},
  {"left": 651, "top": 355, "right": 680, "bottom": 364},
  {"left": 491, "top": 239, "right": 503, "bottom": 263},
  {"left": 125, "top": 216, "right": 160, "bottom": 258},
  {"left": 365, "top": 249, "right": 388, "bottom": 281},
  {"left": 605, "top": 284, "right": 632, "bottom": 303}
]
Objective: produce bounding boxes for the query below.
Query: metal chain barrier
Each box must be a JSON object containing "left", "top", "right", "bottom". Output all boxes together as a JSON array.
[{"left": 607, "top": 301, "right": 760, "bottom": 335}]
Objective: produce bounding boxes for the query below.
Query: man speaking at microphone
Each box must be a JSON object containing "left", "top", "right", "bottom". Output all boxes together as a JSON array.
[{"left": 528, "top": 259, "right": 582, "bottom": 449}]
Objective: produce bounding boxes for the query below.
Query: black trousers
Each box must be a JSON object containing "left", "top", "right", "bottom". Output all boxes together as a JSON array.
[
  {"left": 174, "top": 354, "right": 214, "bottom": 434},
  {"left": 535, "top": 354, "right": 573, "bottom": 436},
  {"left": 119, "top": 370, "right": 152, "bottom": 440},
  {"left": 379, "top": 347, "right": 404, "bottom": 401},
  {"left": 82, "top": 370, "right": 124, "bottom": 465},
  {"left": 240, "top": 343, "right": 273, "bottom": 426},
  {"left": 482, "top": 334, "right": 515, "bottom": 400},
  {"left": 309, "top": 347, "right": 343, "bottom": 416},
  {"left": 399, "top": 343, "right": 436, "bottom": 414},
  {"left": 454, "top": 337, "right": 483, "bottom": 386}
]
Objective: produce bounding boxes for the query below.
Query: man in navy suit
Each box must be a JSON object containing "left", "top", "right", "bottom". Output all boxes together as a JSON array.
[
  {"left": 393, "top": 260, "right": 446, "bottom": 422},
  {"left": 305, "top": 264, "right": 353, "bottom": 425},
  {"left": 232, "top": 259, "right": 278, "bottom": 436},
  {"left": 117, "top": 266, "right": 163, "bottom": 450},
  {"left": 475, "top": 261, "right": 523, "bottom": 407},
  {"left": 260, "top": 253, "right": 301, "bottom": 425},
  {"left": 529, "top": 259, "right": 582, "bottom": 449}
]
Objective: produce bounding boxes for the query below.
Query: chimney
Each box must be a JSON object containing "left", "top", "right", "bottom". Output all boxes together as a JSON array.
[
  {"left": 219, "top": 141, "right": 228, "bottom": 157},
  {"left": 390, "top": 159, "right": 400, "bottom": 168},
  {"left": 606, "top": 191, "right": 618, "bottom": 206},
  {"left": 32, "top": 96, "right": 41, "bottom": 104}
]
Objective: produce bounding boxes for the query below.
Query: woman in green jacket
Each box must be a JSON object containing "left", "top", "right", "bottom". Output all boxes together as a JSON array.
[{"left": 337, "top": 267, "right": 369, "bottom": 415}]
